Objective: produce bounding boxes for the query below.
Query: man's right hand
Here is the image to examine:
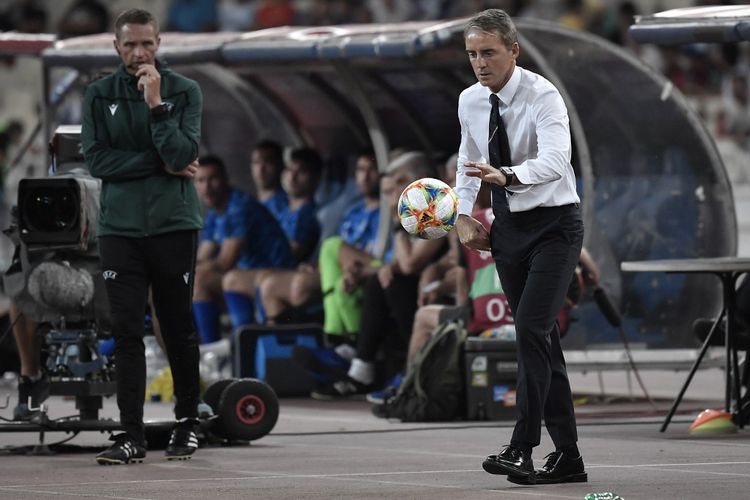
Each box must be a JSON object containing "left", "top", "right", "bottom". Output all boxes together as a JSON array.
[
  {"left": 166, "top": 159, "right": 199, "bottom": 178},
  {"left": 456, "top": 214, "right": 491, "bottom": 251},
  {"left": 136, "top": 64, "right": 163, "bottom": 108}
]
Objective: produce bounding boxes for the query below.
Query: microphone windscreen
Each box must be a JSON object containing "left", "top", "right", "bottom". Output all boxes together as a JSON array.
[{"left": 27, "top": 261, "right": 95, "bottom": 312}]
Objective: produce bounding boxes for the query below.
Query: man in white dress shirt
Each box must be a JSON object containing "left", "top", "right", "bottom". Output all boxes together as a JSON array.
[{"left": 454, "top": 9, "right": 587, "bottom": 486}]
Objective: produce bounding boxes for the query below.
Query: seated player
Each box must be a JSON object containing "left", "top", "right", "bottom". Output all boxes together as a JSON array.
[
  {"left": 311, "top": 151, "right": 449, "bottom": 399},
  {"left": 259, "top": 150, "right": 385, "bottom": 384},
  {"left": 366, "top": 183, "right": 501, "bottom": 403},
  {"left": 257, "top": 149, "right": 382, "bottom": 328},
  {"left": 222, "top": 147, "right": 322, "bottom": 329},
  {"left": 276, "top": 147, "right": 323, "bottom": 263},
  {"left": 250, "top": 139, "right": 288, "bottom": 221},
  {"left": 192, "top": 155, "right": 295, "bottom": 342}
]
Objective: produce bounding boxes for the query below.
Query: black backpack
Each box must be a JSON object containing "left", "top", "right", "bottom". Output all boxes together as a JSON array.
[{"left": 377, "top": 318, "right": 468, "bottom": 422}]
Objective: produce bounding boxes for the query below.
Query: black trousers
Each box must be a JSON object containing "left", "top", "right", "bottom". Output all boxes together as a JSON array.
[
  {"left": 357, "top": 273, "right": 419, "bottom": 364},
  {"left": 492, "top": 203, "right": 583, "bottom": 451},
  {"left": 99, "top": 231, "right": 200, "bottom": 445}
]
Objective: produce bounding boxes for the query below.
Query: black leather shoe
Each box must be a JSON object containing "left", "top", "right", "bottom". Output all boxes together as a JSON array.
[
  {"left": 534, "top": 450, "right": 587, "bottom": 484},
  {"left": 482, "top": 445, "right": 535, "bottom": 482}
]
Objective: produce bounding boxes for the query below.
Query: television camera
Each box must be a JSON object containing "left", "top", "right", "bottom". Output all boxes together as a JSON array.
[{"left": 0, "top": 126, "right": 278, "bottom": 451}]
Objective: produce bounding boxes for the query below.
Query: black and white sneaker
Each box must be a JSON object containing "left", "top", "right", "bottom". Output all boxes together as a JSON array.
[
  {"left": 95, "top": 434, "right": 146, "bottom": 465},
  {"left": 165, "top": 419, "right": 199, "bottom": 460}
]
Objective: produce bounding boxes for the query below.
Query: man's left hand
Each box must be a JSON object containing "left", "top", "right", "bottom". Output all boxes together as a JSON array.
[
  {"left": 136, "top": 64, "right": 162, "bottom": 108},
  {"left": 464, "top": 161, "right": 507, "bottom": 186},
  {"left": 166, "top": 159, "right": 198, "bottom": 178}
]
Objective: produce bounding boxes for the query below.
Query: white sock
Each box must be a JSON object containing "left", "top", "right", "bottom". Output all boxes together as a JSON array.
[
  {"left": 347, "top": 358, "right": 374, "bottom": 385},
  {"left": 334, "top": 344, "right": 356, "bottom": 361}
]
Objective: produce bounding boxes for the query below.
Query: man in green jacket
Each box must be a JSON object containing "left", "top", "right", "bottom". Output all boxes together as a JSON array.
[{"left": 81, "top": 8, "right": 203, "bottom": 465}]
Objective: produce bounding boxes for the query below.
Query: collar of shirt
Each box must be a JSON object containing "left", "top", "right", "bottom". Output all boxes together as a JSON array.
[{"left": 492, "top": 64, "right": 521, "bottom": 108}]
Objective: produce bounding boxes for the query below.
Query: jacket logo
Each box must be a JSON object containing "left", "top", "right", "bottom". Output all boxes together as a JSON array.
[
  {"left": 183, "top": 272, "right": 189, "bottom": 285},
  {"left": 103, "top": 270, "right": 117, "bottom": 280},
  {"left": 108, "top": 104, "right": 118, "bottom": 116}
]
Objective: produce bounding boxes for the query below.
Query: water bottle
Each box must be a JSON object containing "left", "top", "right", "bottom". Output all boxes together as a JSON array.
[
  {"left": 144, "top": 336, "right": 167, "bottom": 382},
  {"left": 483, "top": 324, "right": 516, "bottom": 341},
  {"left": 199, "top": 338, "right": 231, "bottom": 384}
]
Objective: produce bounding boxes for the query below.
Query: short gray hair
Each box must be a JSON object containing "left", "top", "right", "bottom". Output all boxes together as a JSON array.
[
  {"left": 115, "top": 8, "right": 159, "bottom": 39},
  {"left": 464, "top": 9, "right": 518, "bottom": 49}
]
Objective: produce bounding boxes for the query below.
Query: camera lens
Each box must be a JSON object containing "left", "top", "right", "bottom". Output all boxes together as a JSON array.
[{"left": 22, "top": 186, "right": 79, "bottom": 232}]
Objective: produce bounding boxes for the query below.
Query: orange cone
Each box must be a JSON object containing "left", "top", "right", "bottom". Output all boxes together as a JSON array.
[{"left": 689, "top": 409, "right": 737, "bottom": 435}]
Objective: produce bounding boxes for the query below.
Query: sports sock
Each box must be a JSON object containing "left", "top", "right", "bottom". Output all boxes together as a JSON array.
[
  {"left": 347, "top": 358, "right": 374, "bottom": 385},
  {"left": 192, "top": 301, "right": 221, "bottom": 344},
  {"left": 334, "top": 343, "right": 356, "bottom": 361},
  {"left": 223, "top": 291, "right": 255, "bottom": 327}
]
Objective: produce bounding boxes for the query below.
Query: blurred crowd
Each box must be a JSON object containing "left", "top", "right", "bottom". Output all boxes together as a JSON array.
[
  {"left": 0, "top": 0, "right": 742, "bottom": 43},
  {"left": 3, "top": 0, "right": 750, "bottom": 182}
]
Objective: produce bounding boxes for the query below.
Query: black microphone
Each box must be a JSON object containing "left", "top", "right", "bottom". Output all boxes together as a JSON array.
[{"left": 593, "top": 286, "right": 622, "bottom": 328}]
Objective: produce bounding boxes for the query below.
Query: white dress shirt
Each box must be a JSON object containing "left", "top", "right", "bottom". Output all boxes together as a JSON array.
[{"left": 455, "top": 65, "right": 580, "bottom": 215}]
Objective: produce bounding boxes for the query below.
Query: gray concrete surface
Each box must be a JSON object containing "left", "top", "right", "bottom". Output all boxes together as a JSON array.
[{"left": 0, "top": 376, "right": 748, "bottom": 500}]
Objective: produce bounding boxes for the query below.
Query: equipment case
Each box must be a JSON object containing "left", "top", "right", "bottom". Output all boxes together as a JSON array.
[
  {"left": 232, "top": 324, "right": 322, "bottom": 396},
  {"left": 464, "top": 337, "right": 518, "bottom": 421}
]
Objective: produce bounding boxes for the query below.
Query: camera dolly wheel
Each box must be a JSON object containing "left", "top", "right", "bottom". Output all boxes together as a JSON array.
[
  {"left": 212, "top": 378, "right": 278, "bottom": 441},
  {"left": 202, "top": 379, "right": 235, "bottom": 416}
]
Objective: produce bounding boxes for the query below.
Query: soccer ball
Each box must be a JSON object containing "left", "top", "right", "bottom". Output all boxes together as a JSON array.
[{"left": 398, "top": 177, "right": 458, "bottom": 240}]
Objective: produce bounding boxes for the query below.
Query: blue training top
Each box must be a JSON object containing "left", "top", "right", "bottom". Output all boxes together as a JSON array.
[
  {"left": 338, "top": 201, "right": 380, "bottom": 256},
  {"left": 263, "top": 189, "right": 289, "bottom": 223},
  {"left": 277, "top": 200, "right": 321, "bottom": 262},
  {"left": 201, "top": 190, "right": 296, "bottom": 270}
]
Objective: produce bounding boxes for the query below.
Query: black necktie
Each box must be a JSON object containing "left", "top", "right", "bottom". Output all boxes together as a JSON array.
[{"left": 488, "top": 93, "right": 510, "bottom": 213}]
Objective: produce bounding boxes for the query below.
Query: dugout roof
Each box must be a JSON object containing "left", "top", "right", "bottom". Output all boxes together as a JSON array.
[{"left": 630, "top": 5, "right": 750, "bottom": 45}]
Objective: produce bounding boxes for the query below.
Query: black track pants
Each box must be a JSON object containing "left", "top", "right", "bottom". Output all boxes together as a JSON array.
[{"left": 99, "top": 231, "right": 200, "bottom": 445}]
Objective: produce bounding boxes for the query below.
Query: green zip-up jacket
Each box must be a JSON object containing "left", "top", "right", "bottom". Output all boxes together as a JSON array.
[{"left": 81, "top": 61, "right": 203, "bottom": 237}]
